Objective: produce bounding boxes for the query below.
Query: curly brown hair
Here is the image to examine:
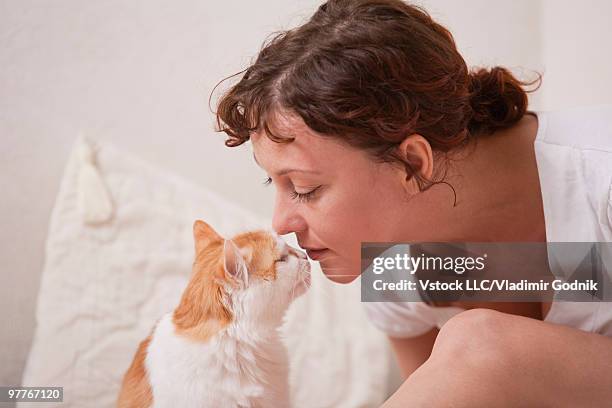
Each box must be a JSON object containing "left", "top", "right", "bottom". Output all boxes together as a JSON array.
[{"left": 211, "top": 0, "right": 542, "bottom": 201}]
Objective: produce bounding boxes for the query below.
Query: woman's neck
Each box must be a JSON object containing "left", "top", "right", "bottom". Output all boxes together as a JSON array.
[{"left": 435, "top": 113, "right": 546, "bottom": 243}]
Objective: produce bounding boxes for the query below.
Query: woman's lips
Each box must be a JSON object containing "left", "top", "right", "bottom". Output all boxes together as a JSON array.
[{"left": 305, "top": 248, "right": 329, "bottom": 260}]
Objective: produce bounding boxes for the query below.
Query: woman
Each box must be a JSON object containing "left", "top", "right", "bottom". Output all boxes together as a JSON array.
[{"left": 213, "top": 0, "right": 612, "bottom": 406}]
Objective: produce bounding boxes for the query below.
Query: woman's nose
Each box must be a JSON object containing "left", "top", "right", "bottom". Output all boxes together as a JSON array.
[{"left": 272, "top": 199, "right": 307, "bottom": 236}]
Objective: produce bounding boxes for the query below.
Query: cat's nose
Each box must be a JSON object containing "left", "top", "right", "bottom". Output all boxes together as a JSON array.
[{"left": 289, "top": 246, "right": 307, "bottom": 260}]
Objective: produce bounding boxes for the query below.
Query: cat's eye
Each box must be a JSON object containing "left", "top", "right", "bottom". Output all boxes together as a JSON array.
[{"left": 275, "top": 254, "right": 289, "bottom": 263}]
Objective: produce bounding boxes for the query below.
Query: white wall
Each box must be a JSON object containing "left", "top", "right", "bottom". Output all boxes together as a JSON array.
[
  {"left": 540, "top": 0, "right": 612, "bottom": 109},
  {"left": 1, "top": 0, "right": 610, "bottom": 386},
  {"left": 422, "top": 0, "right": 544, "bottom": 109}
]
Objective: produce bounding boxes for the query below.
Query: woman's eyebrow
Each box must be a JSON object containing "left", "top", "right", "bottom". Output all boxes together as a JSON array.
[{"left": 253, "top": 153, "right": 320, "bottom": 176}]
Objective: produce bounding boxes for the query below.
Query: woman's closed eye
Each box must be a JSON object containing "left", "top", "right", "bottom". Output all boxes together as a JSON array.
[
  {"left": 262, "top": 176, "right": 322, "bottom": 203},
  {"left": 289, "top": 187, "right": 321, "bottom": 203}
]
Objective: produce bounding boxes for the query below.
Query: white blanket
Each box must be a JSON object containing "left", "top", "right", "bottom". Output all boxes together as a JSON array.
[{"left": 19, "top": 135, "right": 394, "bottom": 407}]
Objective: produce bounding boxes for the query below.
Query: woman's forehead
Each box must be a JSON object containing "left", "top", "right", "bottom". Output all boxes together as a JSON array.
[
  {"left": 252, "top": 116, "right": 366, "bottom": 172},
  {"left": 252, "top": 128, "right": 323, "bottom": 164}
]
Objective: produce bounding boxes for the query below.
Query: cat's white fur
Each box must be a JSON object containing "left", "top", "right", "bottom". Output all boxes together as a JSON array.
[{"left": 144, "top": 233, "right": 310, "bottom": 408}]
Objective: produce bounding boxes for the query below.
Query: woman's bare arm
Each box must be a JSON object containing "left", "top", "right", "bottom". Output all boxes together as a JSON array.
[
  {"left": 388, "top": 327, "right": 439, "bottom": 380},
  {"left": 382, "top": 309, "right": 612, "bottom": 407}
]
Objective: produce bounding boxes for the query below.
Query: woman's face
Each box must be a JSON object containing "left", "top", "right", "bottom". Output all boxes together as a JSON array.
[{"left": 251, "top": 112, "right": 428, "bottom": 284}]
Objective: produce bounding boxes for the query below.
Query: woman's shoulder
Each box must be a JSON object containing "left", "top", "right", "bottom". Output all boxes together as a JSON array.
[
  {"left": 534, "top": 103, "right": 612, "bottom": 153},
  {"left": 532, "top": 104, "right": 612, "bottom": 243}
]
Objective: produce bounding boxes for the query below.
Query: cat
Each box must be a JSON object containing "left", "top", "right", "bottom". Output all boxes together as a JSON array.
[{"left": 117, "top": 219, "right": 311, "bottom": 408}]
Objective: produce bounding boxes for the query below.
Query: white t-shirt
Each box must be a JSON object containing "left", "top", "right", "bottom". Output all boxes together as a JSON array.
[{"left": 362, "top": 104, "right": 612, "bottom": 338}]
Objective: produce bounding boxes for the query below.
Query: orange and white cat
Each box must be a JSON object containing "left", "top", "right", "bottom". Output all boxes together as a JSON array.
[{"left": 117, "top": 220, "right": 311, "bottom": 408}]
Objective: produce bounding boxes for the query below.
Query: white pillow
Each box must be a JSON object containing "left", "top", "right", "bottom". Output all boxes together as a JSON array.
[{"left": 19, "top": 136, "right": 394, "bottom": 408}]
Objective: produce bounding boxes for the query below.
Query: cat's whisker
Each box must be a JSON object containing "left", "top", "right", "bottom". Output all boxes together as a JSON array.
[{"left": 290, "top": 276, "right": 297, "bottom": 302}]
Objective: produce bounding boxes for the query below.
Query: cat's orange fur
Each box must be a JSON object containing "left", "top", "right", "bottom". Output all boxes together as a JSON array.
[
  {"left": 117, "top": 333, "right": 153, "bottom": 408},
  {"left": 117, "top": 220, "right": 287, "bottom": 407}
]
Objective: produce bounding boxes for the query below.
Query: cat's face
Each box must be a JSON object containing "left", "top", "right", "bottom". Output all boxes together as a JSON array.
[{"left": 192, "top": 220, "right": 311, "bottom": 328}]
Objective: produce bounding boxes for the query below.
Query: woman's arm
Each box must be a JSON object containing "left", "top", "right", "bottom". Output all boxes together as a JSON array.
[
  {"left": 388, "top": 327, "right": 439, "bottom": 380},
  {"left": 382, "top": 308, "right": 612, "bottom": 407}
]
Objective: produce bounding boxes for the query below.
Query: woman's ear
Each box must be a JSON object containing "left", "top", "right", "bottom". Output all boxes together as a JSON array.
[{"left": 396, "top": 133, "right": 434, "bottom": 194}]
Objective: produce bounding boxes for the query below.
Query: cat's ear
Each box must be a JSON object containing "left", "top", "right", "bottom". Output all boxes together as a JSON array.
[
  {"left": 223, "top": 239, "right": 249, "bottom": 286},
  {"left": 193, "top": 220, "right": 223, "bottom": 253}
]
